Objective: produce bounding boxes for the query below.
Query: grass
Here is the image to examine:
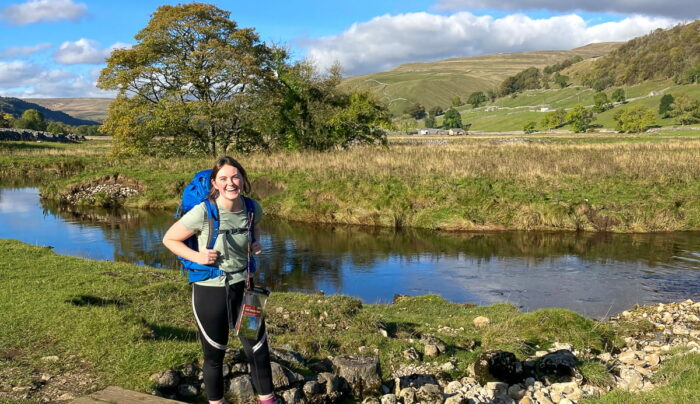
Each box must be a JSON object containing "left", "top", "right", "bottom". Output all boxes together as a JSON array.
[
  {"left": 2, "top": 133, "right": 700, "bottom": 232},
  {"left": 0, "top": 239, "right": 639, "bottom": 402}
]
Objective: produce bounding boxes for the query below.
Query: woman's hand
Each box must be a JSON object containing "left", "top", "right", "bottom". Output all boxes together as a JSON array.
[
  {"left": 197, "top": 248, "right": 220, "bottom": 265},
  {"left": 251, "top": 241, "right": 262, "bottom": 255}
]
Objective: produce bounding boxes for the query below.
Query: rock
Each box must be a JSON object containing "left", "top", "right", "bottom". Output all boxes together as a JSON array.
[
  {"left": 403, "top": 347, "right": 420, "bottom": 361},
  {"left": 149, "top": 370, "right": 180, "bottom": 391},
  {"left": 362, "top": 398, "right": 381, "bottom": 404},
  {"left": 618, "top": 350, "right": 639, "bottom": 364},
  {"left": 445, "top": 381, "right": 463, "bottom": 395},
  {"left": 332, "top": 355, "right": 381, "bottom": 398},
  {"left": 270, "top": 347, "right": 305, "bottom": 366},
  {"left": 416, "top": 384, "right": 443, "bottom": 404},
  {"left": 308, "top": 358, "right": 333, "bottom": 374},
  {"left": 424, "top": 344, "right": 440, "bottom": 357},
  {"left": 41, "top": 356, "right": 59, "bottom": 362},
  {"left": 536, "top": 350, "right": 577, "bottom": 379},
  {"left": 270, "top": 362, "right": 303, "bottom": 389},
  {"left": 180, "top": 362, "right": 199, "bottom": 378},
  {"left": 282, "top": 387, "right": 304, "bottom": 404},
  {"left": 519, "top": 396, "right": 534, "bottom": 404},
  {"left": 618, "top": 368, "right": 644, "bottom": 391},
  {"left": 484, "top": 382, "right": 508, "bottom": 399},
  {"left": 444, "top": 394, "right": 467, "bottom": 404},
  {"left": 597, "top": 352, "right": 612, "bottom": 362},
  {"left": 441, "top": 362, "right": 456, "bottom": 372},
  {"left": 398, "top": 387, "right": 417, "bottom": 404},
  {"left": 177, "top": 383, "right": 198, "bottom": 398},
  {"left": 551, "top": 342, "right": 573, "bottom": 352},
  {"left": 473, "top": 316, "right": 490, "bottom": 328},
  {"left": 229, "top": 375, "right": 257, "bottom": 404},
  {"left": 560, "top": 398, "right": 574, "bottom": 404},
  {"left": 317, "top": 371, "right": 347, "bottom": 401},
  {"left": 477, "top": 350, "right": 524, "bottom": 384},
  {"left": 508, "top": 384, "right": 525, "bottom": 400},
  {"left": 394, "top": 373, "right": 439, "bottom": 394},
  {"left": 647, "top": 353, "right": 661, "bottom": 367},
  {"left": 673, "top": 325, "right": 690, "bottom": 335},
  {"left": 380, "top": 394, "right": 398, "bottom": 404},
  {"left": 533, "top": 390, "right": 553, "bottom": 404}
]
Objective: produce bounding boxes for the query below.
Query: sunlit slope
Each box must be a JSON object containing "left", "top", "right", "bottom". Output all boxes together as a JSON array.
[
  {"left": 23, "top": 98, "right": 112, "bottom": 123},
  {"left": 340, "top": 42, "right": 622, "bottom": 114}
]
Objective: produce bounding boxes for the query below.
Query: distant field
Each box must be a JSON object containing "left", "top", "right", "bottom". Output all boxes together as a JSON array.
[
  {"left": 340, "top": 42, "right": 622, "bottom": 114},
  {"left": 23, "top": 97, "right": 112, "bottom": 123}
]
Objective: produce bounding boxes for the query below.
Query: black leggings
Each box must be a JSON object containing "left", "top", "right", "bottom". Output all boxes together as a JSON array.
[{"left": 192, "top": 282, "right": 273, "bottom": 401}]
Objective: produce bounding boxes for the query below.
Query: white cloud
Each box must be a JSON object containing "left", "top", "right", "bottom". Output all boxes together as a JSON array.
[
  {"left": 434, "top": 0, "right": 700, "bottom": 19},
  {"left": 0, "top": 61, "right": 114, "bottom": 98},
  {"left": 0, "top": 43, "right": 52, "bottom": 59},
  {"left": 0, "top": 0, "right": 87, "bottom": 26},
  {"left": 53, "top": 39, "right": 130, "bottom": 65},
  {"left": 304, "top": 12, "right": 678, "bottom": 76}
]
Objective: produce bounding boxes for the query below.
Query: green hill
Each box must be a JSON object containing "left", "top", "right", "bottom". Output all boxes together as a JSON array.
[
  {"left": 22, "top": 98, "right": 111, "bottom": 123},
  {"left": 573, "top": 20, "right": 700, "bottom": 89},
  {"left": 340, "top": 42, "right": 622, "bottom": 115},
  {"left": 0, "top": 97, "right": 100, "bottom": 126}
]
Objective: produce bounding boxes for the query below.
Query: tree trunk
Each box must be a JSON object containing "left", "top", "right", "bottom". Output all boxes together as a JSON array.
[{"left": 208, "top": 126, "right": 217, "bottom": 157}]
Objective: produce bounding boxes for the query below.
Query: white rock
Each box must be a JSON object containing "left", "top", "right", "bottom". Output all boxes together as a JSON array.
[{"left": 473, "top": 316, "right": 490, "bottom": 328}]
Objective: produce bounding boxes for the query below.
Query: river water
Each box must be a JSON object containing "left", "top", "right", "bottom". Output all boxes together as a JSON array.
[{"left": 2, "top": 187, "right": 700, "bottom": 318}]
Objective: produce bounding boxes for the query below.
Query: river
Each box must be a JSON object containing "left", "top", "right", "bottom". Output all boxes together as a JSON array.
[{"left": 2, "top": 187, "right": 700, "bottom": 318}]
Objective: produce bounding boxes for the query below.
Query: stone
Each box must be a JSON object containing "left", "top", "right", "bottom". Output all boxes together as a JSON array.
[
  {"left": 533, "top": 390, "right": 553, "bottom": 404},
  {"left": 551, "top": 342, "right": 573, "bottom": 352},
  {"left": 488, "top": 351, "right": 524, "bottom": 383},
  {"left": 271, "top": 362, "right": 303, "bottom": 389},
  {"left": 270, "top": 347, "right": 305, "bottom": 366},
  {"left": 647, "top": 353, "right": 661, "bottom": 367},
  {"left": 180, "top": 362, "right": 198, "bottom": 378},
  {"left": 362, "top": 398, "right": 380, "bottom": 404},
  {"left": 444, "top": 394, "right": 467, "bottom": 404},
  {"left": 441, "top": 362, "right": 456, "bottom": 372},
  {"left": 394, "top": 373, "right": 439, "bottom": 394},
  {"left": 380, "top": 394, "right": 398, "bottom": 404},
  {"left": 318, "top": 372, "right": 346, "bottom": 395},
  {"left": 424, "top": 344, "right": 440, "bottom": 357},
  {"left": 229, "top": 375, "right": 257, "bottom": 404},
  {"left": 41, "top": 356, "right": 59, "bottom": 362},
  {"left": 536, "top": 350, "right": 577, "bottom": 378},
  {"left": 560, "top": 398, "right": 574, "bottom": 404},
  {"left": 398, "top": 387, "right": 417, "bottom": 404},
  {"left": 484, "top": 382, "right": 508, "bottom": 399},
  {"left": 673, "top": 325, "right": 690, "bottom": 335},
  {"left": 282, "top": 387, "right": 304, "bottom": 404},
  {"left": 303, "top": 380, "right": 324, "bottom": 396},
  {"left": 445, "top": 381, "right": 463, "bottom": 395},
  {"left": 177, "top": 383, "right": 198, "bottom": 398},
  {"left": 416, "top": 384, "right": 443, "bottom": 404},
  {"left": 518, "top": 397, "right": 534, "bottom": 404},
  {"left": 597, "top": 352, "right": 612, "bottom": 362},
  {"left": 618, "top": 350, "right": 639, "bottom": 364},
  {"left": 332, "top": 355, "right": 382, "bottom": 398},
  {"left": 508, "top": 384, "right": 525, "bottom": 400},
  {"left": 473, "top": 316, "right": 490, "bottom": 328},
  {"left": 618, "top": 368, "right": 644, "bottom": 391},
  {"left": 149, "top": 370, "right": 180, "bottom": 391}
]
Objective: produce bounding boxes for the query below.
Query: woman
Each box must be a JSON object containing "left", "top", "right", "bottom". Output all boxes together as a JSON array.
[{"left": 163, "top": 156, "right": 275, "bottom": 404}]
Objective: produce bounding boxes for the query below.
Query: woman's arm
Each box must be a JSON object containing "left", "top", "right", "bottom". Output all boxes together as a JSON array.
[
  {"left": 162, "top": 221, "right": 219, "bottom": 265},
  {"left": 251, "top": 223, "right": 262, "bottom": 255}
]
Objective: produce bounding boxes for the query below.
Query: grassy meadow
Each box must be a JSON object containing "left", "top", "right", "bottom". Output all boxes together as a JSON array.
[
  {"left": 2, "top": 132, "right": 700, "bottom": 232},
  {"left": 3, "top": 239, "right": 691, "bottom": 403}
]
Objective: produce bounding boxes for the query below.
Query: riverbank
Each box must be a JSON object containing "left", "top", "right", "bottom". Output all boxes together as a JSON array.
[
  {"left": 2, "top": 132, "right": 700, "bottom": 232},
  {"left": 1, "top": 240, "right": 699, "bottom": 403}
]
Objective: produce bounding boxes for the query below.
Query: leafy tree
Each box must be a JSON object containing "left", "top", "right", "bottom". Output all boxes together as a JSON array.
[
  {"left": 467, "top": 91, "right": 487, "bottom": 108},
  {"left": 523, "top": 121, "right": 537, "bottom": 134},
  {"left": 46, "top": 121, "right": 68, "bottom": 134},
  {"left": 97, "top": 3, "right": 277, "bottom": 156},
  {"left": 486, "top": 89, "right": 497, "bottom": 102},
  {"left": 541, "top": 109, "right": 567, "bottom": 130},
  {"left": 406, "top": 103, "right": 426, "bottom": 120},
  {"left": 658, "top": 94, "right": 675, "bottom": 118},
  {"left": 428, "top": 106, "right": 444, "bottom": 117},
  {"left": 613, "top": 106, "right": 656, "bottom": 132},
  {"left": 668, "top": 93, "right": 700, "bottom": 125},
  {"left": 442, "top": 108, "right": 462, "bottom": 129},
  {"left": 0, "top": 113, "right": 13, "bottom": 128},
  {"left": 424, "top": 115, "right": 436, "bottom": 128},
  {"left": 611, "top": 88, "right": 626, "bottom": 103},
  {"left": 593, "top": 92, "right": 612, "bottom": 113},
  {"left": 13, "top": 109, "right": 47, "bottom": 131},
  {"left": 451, "top": 96, "right": 462, "bottom": 107},
  {"left": 566, "top": 104, "right": 595, "bottom": 133},
  {"left": 553, "top": 72, "right": 569, "bottom": 88}
]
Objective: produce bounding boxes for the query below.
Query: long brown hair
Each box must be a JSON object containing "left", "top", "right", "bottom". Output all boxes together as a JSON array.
[{"left": 208, "top": 156, "right": 251, "bottom": 200}]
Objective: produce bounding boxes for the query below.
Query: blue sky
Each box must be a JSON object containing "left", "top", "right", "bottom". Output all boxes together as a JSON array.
[{"left": 0, "top": 0, "right": 695, "bottom": 98}]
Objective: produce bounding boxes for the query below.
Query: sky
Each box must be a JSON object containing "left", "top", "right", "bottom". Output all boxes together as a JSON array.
[{"left": 0, "top": 0, "right": 696, "bottom": 98}]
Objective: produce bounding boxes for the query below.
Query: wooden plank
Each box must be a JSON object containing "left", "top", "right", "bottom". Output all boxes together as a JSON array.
[{"left": 71, "top": 386, "right": 183, "bottom": 403}]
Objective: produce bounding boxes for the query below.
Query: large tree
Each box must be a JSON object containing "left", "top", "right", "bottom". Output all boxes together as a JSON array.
[
  {"left": 97, "top": 3, "right": 277, "bottom": 156},
  {"left": 442, "top": 108, "right": 462, "bottom": 129},
  {"left": 13, "top": 109, "right": 47, "bottom": 131}
]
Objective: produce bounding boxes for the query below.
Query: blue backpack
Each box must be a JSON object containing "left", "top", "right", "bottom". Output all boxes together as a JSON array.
[{"left": 174, "top": 169, "right": 257, "bottom": 283}]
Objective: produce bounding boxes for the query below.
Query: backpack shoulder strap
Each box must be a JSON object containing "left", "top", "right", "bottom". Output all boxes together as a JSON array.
[
  {"left": 203, "top": 199, "right": 220, "bottom": 250},
  {"left": 242, "top": 196, "right": 256, "bottom": 243}
]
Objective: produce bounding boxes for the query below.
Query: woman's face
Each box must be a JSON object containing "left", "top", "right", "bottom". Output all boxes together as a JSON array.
[{"left": 212, "top": 164, "right": 242, "bottom": 201}]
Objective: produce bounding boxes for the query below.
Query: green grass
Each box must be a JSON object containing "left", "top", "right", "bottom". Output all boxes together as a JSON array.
[{"left": 0, "top": 240, "right": 635, "bottom": 401}]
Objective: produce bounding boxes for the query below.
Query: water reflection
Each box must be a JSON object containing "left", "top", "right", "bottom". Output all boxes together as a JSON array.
[{"left": 1, "top": 187, "right": 699, "bottom": 317}]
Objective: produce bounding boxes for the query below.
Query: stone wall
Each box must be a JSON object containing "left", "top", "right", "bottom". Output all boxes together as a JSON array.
[{"left": 0, "top": 128, "right": 85, "bottom": 143}]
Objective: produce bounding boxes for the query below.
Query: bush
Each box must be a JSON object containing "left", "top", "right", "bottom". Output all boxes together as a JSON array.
[
  {"left": 523, "top": 121, "right": 537, "bottom": 134},
  {"left": 613, "top": 106, "right": 656, "bottom": 133},
  {"left": 566, "top": 105, "right": 595, "bottom": 133}
]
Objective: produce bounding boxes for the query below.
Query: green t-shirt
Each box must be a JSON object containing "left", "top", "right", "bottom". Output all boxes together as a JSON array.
[{"left": 179, "top": 198, "right": 262, "bottom": 287}]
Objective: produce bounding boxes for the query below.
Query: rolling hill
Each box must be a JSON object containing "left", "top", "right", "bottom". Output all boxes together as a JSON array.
[
  {"left": 340, "top": 42, "right": 623, "bottom": 115},
  {"left": 22, "top": 98, "right": 112, "bottom": 123},
  {"left": 0, "top": 97, "right": 100, "bottom": 126}
]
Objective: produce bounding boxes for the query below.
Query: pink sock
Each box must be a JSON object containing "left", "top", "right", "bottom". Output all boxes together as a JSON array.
[{"left": 259, "top": 397, "right": 275, "bottom": 404}]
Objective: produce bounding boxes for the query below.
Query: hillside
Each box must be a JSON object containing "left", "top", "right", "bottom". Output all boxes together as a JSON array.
[
  {"left": 340, "top": 42, "right": 622, "bottom": 114},
  {"left": 0, "top": 97, "right": 100, "bottom": 126},
  {"left": 22, "top": 98, "right": 111, "bottom": 123},
  {"left": 574, "top": 20, "right": 700, "bottom": 89}
]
